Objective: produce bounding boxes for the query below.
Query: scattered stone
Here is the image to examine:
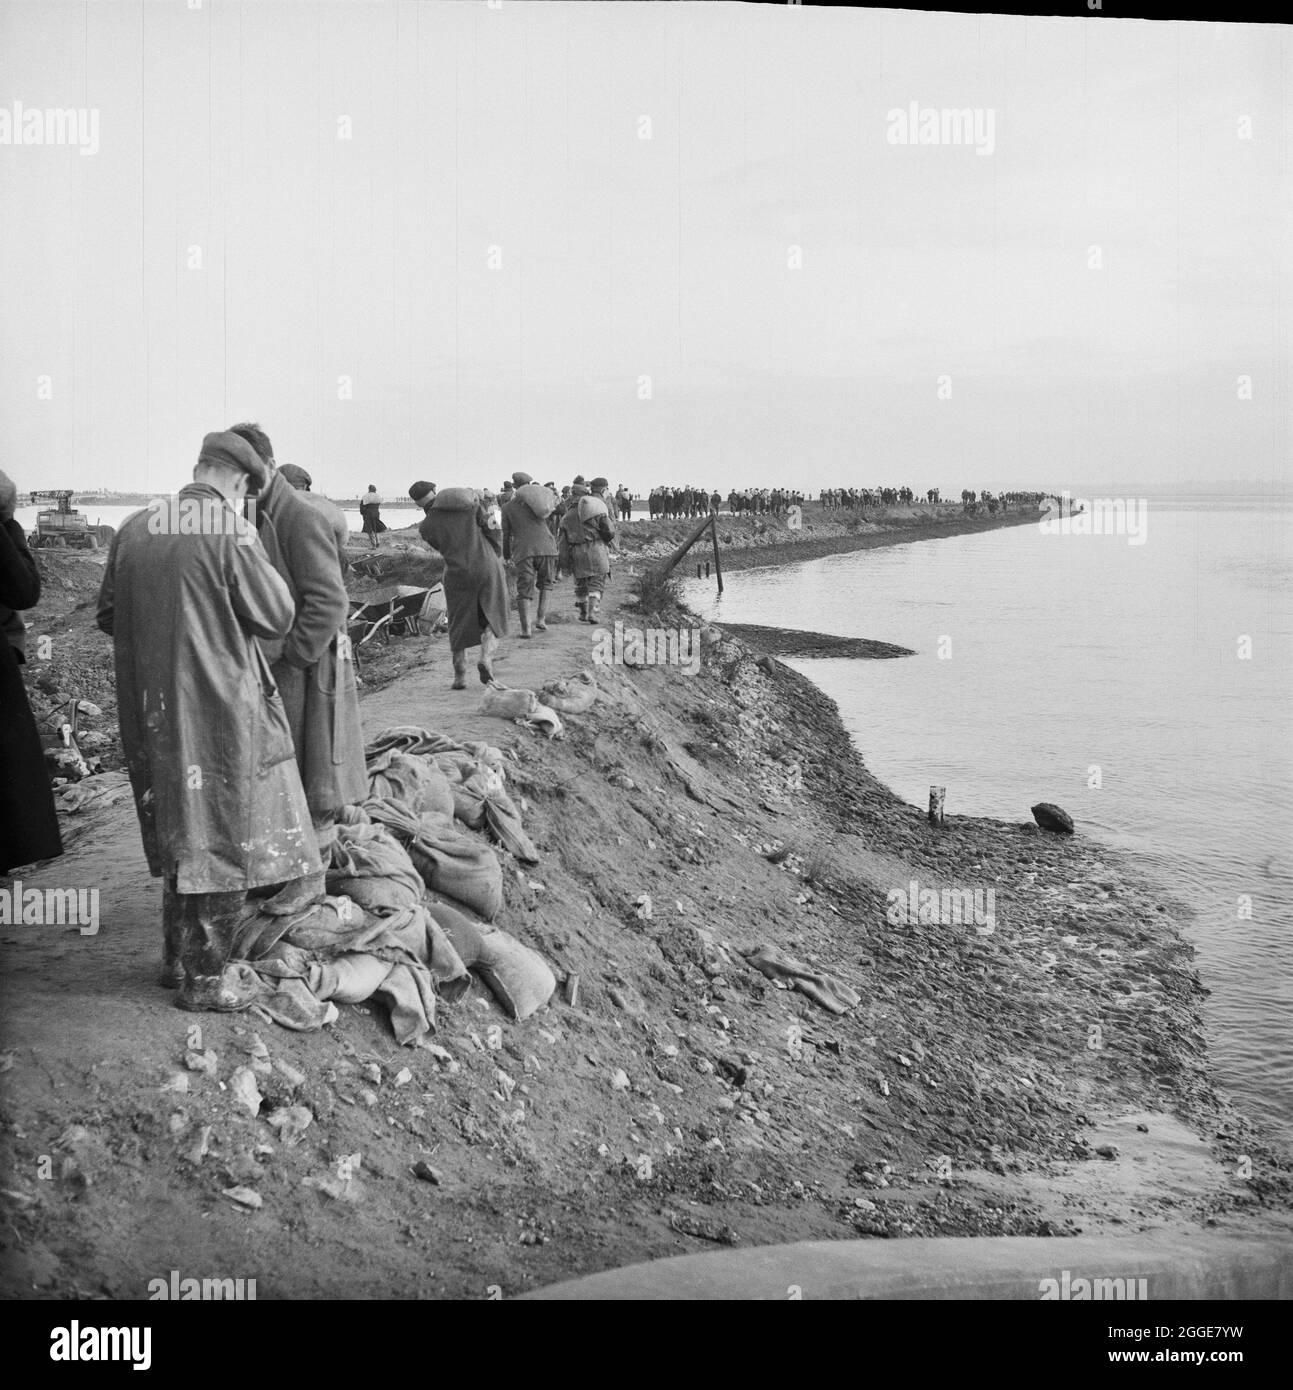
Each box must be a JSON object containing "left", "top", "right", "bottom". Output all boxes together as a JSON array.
[
  {"left": 184, "top": 1125, "right": 212, "bottom": 1165},
  {"left": 359, "top": 1088, "right": 379, "bottom": 1107},
  {"left": 221, "top": 1186, "right": 262, "bottom": 1210},
  {"left": 361, "top": 1063, "right": 382, "bottom": 1085},
  {"left": 228, "top": 1066, "right": 264, "bottom": 1116},
  {"left": 563, "top": 973, "right": 581, "bottom": 1007},
  {"left": 394, "top": 1067, "right": 413, "bottom": 1087},
  {"left": 610, "top": 1068, "right": 631, "bottom": 1091},
  {"left": 669, "top": 1210, "right": 740, "bottom": 1244},
  {"left": 412, "top": 1161, "right": 444, "bottom": 1185},
  {"left": 1095, "top": 1144, "right": 1119, "bottom": 1160},
  {"left": 1136, "top": 1123, "right": 1149, "bottom": 1133},
  {"left": 184, "top": 1049, "right": 218, "bottom": 1077},
  {"left": 160, "top": 1071, "right": 190, "bottom": 1094},
  {"left": 265, "top": 1106, "right": 313, "bottom": 1147},
  {"left": 246, "top": 1034, "right": 270, "bottom": 1060}
]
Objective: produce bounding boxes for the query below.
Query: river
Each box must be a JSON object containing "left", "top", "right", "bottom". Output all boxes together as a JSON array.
[{"left": 686, "top": 502, "right": 1293, "bottom": 1146}]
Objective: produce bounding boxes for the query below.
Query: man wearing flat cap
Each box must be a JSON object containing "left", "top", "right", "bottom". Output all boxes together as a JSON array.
[
  {"left": 96, "top": 430, "right": 321, "bottom": 1011},
  {"left": 231, "top": 423, "right": 366, "bottom": 847},
  {"left": 501, "top": 471, "right": 558, "bottom": 638}
]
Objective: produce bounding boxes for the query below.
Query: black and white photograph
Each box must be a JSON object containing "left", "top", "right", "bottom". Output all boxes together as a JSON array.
[{"left": 0, "top": 0, "right": 1289, "bottom": 1338}]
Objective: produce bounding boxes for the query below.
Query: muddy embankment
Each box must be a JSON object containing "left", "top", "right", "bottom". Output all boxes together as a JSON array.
[{"left": 2, "top": 526, "right": 1291, "bottom": 1301}]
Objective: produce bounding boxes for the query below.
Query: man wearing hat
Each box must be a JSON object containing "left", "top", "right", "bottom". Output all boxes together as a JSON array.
[
  {"left": 96, "top": 431, "right": 321, "bottom": 1011},
  {"left": 231, "top": 424, "right": 367, "bottom": 842},
  {"left": 557, "top": 475, "right": 616, "bottom": 622},
  {"left": 501, "top": 471, "right": 558, "bottom": 638}
]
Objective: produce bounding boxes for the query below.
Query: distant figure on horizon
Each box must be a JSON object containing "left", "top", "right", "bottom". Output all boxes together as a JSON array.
[{"left": 359, "top": 485, "right": 384, "bottom": 548}]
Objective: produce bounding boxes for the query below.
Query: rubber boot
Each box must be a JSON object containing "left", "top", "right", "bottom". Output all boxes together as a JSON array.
[
  {"left": 159, "top": 878, "right": 184, "bottom": 989},
  {"left": 534, "top": 590, "right": 549, "bottom": 632},
  {"left": 585, "top": 592, "right": 601, "bottom": 624},
  {"left": 451, "top": 649, "right": 468, "bottom": 690},
  {"left": 478, "top": 629, "right": 498, "bottom": 685},
  {"left": 517, "top": 597, "right": 532, "bottom": 639},
  {"left": 575, "top": 595, "right": 587, "bottom": 622},
  {"left": 176, "top": 891, "right": 261, "bottom": 1013}
]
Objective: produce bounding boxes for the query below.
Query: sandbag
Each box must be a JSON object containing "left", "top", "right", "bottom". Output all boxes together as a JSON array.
[
  {"left": 431, "top": 487, "right": 478, "bottom": 511},
  {"left": 431, "top": 750, "right": 503, "bottom": 829},
  {"left": 541, "top": 674, "right": 598, "bottom": 715},
  {"left": 366, "top": 749, "right": 456, "bottom": 818},
  {"left": 326, "top": 822, "right": 424, "bottom": 913},
  {"left": 424, "top": 893, "right": 556, "bottom": 1021},
  {"left": 481, "top": 686, "right": 537, "bottom": 720},
  {"left": 405, "top": 811, "right": 504, "bottom": 920},
  {"left": 516, "top": 482, "right": 555, "bottom": 519}
]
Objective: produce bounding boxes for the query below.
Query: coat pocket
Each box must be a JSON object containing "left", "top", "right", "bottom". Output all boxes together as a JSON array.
[{"left": 252, "top": 643, "right": 296, "bottom": 774}]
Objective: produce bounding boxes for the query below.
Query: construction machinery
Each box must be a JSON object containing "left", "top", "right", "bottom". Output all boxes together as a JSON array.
[{"left": 27, "top": 490, "right": 115, "bottom": 550}]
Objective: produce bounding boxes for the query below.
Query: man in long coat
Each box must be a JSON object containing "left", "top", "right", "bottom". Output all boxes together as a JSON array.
[
  {"left": 97, "top": 431, "right": 321, "bottom": 1011},
  {"left": 411, "top": 482, "right": 509, "bottom": 688},
  {"left": 0, "top": 468, "right": 63, "bottom": 873},
  {"left": 230, "top": 426, "right": 366, "bottom": 838},
  {"left": 501, "top": 470, "right": 558, "bottom": 638}
]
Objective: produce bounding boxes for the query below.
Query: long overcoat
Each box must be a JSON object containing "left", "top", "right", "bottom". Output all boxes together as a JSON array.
[
  {"left": 254, "top": 471, "right": 367, "bottom": 818},
  {"left": 418, "top": 491, "right": 509, "bottom": 650},
  {"left": 96, "top": 483, "right": 320, "bottom": 893},
  {"left": 0, "top": 518, "right": 63, "bottom": 872}
]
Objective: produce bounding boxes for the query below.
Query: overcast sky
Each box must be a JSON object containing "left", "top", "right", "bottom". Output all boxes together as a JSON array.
[{"left": 1, "top": 1, "right": 1288, "bottom": 499}]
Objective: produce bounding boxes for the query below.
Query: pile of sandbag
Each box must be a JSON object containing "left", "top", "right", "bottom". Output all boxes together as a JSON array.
[{"left": 231, "top": 725, "right": 556, "bottom": 1045}]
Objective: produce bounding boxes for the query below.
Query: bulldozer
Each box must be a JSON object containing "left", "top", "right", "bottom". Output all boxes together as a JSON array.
[{"left": 28, "top": 490, "right": 115, "bottom": 550}]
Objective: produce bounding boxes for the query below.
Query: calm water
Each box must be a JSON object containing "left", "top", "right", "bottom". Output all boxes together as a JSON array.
[{"left": 687, "top": 505, "right": 1293, "bottom": 1146}]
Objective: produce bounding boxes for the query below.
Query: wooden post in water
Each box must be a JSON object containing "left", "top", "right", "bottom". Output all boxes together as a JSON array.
[
  {"left": 710, "top": 514, "right": 724, "bottom": 594},
  {"left": 928, "top": 786, "right": 945, "bottom": 825}
]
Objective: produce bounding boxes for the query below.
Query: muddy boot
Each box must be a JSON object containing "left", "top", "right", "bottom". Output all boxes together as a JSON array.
[
  {"left": 575, "top": 595, "right": 587, "bottom": 622},
  {"left": 534, "top": 591, "right": 549, "bottom": 632},
  {"left": 176, "top": 891, "right": 260, "bottom": 1013},
  {"left": 477, "top": 629, "right": 498, "bottom": 685},
  {"left": 451, "top": 650, "right": 468, "bottom": 690},
  {"left": 517, "top": 597, "right": 532, "bottom": 639},
  {"left": 585, "top": 592, "right": 601, "bottom": 624},
  {"left": 158, "top": 878, "right": 184, "bottom": 989}
]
